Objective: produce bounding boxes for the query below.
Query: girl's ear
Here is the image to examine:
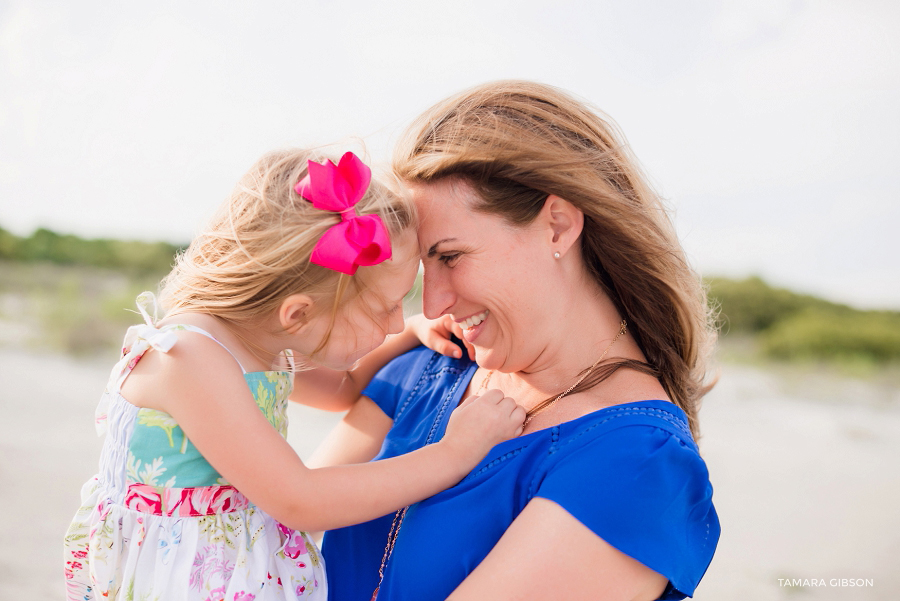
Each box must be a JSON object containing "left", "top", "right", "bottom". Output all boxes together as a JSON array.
[
  {"left": 541, "top": 194, "right": 584, "bottom": 258},
  {"left": 279, "top": 294, "right": 315, "bottom": 334}
]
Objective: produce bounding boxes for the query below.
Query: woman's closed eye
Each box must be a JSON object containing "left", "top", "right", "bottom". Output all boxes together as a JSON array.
[{"left": 437, "top": 252, "right": 462, "bottom": 266}]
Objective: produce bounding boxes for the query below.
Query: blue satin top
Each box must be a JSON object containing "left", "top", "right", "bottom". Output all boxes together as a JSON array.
[{"left": 322, "top": 346, "right": 719, "bottom": 601}]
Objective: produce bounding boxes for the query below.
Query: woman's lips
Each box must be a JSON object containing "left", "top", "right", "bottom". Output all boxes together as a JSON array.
[{"left": 459, "top": 310, "right": 489, "bottom": 342}]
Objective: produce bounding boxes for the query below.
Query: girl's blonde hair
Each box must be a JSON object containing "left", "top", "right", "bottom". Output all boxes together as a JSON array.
[
  {"left": 160, "top": 148, "right": 414, "bottom": 353},
  {"left": 393, "top": 80, "right": 716, "bottom": 439}
]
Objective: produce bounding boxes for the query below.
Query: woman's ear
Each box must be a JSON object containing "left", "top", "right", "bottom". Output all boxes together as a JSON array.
[
  {"left": 279, "top": 294, "right": 315, "bottom": 334},
  {"left": 542, "top": 194, "right": 584, "bottom": 257}
]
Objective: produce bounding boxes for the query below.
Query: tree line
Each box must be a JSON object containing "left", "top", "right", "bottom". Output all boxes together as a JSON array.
[
  {"left": 1, "top": 225, "right": 898, "bottom": 364},
  {"left": 707, "top": 276, "right": 900, "bottom": 364},
  {"left": 0, "top": 225, "right": 184, "bottom": 274}
]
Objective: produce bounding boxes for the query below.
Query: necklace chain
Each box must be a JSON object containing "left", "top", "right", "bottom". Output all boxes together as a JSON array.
[{"left": 476, "top": 319, "right": 627, "bottom": 427}]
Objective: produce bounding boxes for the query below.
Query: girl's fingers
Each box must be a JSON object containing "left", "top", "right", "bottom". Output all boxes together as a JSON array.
[
  {"left": 442, "top": 316, "right": 467, "bottom": 359},
  {"left": 459, "top": 389, "right": 502, "bottom": 408},
  {"left": 445, "top": 341, "right": 464, "bottom": 359},
  {"left": 423, "top": 315, "right": 468, "bottom": 359},
  {"left": 414, "top": 315, "right": 457, "bottom": 358},
  {"left": 457, "top": 394, "right": 475, "bottom": 408},
  {"left": 429, "top": 331, "right": 463, "bottom": 359},
  {"left": 447, "top": 320, "right": 475, "bottom": 360},
  {"left": 511, "top": 404, "right": 527, "bottom": 422},
  {"left": 478, "top": 389, "right": 504, "bottom": 404}
]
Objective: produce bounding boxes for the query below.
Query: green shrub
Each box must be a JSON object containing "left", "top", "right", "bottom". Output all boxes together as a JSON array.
[
  {"left": 0, "top": 260, "right": 166, "bottom": 356},
  {"left": 0, "top": 226, "right": 18, "bottom": 259},
  {"left": 762, "top": 308, "right": 900, "bottom": 363},
  {"left": 706, "top": 276, "right": 842, "bottom": 334},
  {"left": 0, "top": 225, "right": 183, "bottom": 273}
]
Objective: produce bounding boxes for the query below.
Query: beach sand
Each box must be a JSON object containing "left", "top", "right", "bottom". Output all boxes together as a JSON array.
[{"left": 1, "top": 348, "right": 897, "bottom": 600}]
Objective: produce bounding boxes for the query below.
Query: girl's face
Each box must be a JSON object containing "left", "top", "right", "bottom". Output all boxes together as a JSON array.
[
  {"left": 303, "top": 231, "right": 420, "bottom": 370},
  {"left": 411, "top": 179, "right": 559, "bottom": 374}
]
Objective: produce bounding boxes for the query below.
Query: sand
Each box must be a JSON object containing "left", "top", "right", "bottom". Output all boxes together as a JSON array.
[{"left": 1, "top": 348, "right": 898, "bottom": 600}]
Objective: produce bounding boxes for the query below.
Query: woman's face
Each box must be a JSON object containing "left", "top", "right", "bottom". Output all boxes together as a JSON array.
[{"left": 411, "top": 179, "right": 559, "bottom": 373}]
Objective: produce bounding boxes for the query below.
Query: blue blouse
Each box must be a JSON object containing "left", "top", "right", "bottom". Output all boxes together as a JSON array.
[{"left": 322, "top": 346, "right": 719, "bottom": 601}]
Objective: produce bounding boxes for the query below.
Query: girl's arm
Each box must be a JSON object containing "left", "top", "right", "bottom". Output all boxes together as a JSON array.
[
  {"left": 289, "top": 314, "right": 473, "bottom": 412},
  {"left": 306, "top": 396, "right": 392, "bottom": 468},
  {"left": 447, "top": 498, "right": 668, "bottom": 601},
  {"left": 129, "top": 331, "right": 524, "bottom": 533},
  {"left": 304, "top": 396, "right": 392, "bottom": 541}
]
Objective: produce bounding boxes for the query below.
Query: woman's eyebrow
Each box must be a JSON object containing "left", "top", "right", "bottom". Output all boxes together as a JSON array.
[{"left": 426, "top": 238, "right": 458, "bottom": 257}]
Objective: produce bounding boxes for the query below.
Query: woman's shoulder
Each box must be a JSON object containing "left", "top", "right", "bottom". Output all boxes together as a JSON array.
[
  {"left": 556, "top": 400, "right": 696, "bottom": 452},
  {"left": 533, "top": 400, "right": 718, "bottom": 599},
  {"left": 535, "top": 400, "right": 711, "bottom": 504}
]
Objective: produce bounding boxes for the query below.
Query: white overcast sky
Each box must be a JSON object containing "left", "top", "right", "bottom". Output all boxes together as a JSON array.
[{"left": 1, "top": 0, "right": 898, "bottom": 309}]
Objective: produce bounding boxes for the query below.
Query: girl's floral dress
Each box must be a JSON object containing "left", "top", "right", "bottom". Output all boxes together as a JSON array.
[{"left": 64, "top": 294, "right": 325, "bottom": 601}]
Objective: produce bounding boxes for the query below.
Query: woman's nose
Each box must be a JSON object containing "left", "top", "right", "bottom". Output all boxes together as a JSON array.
[{"left": 421, "top": 267, "right": 454, "bottom": 320}]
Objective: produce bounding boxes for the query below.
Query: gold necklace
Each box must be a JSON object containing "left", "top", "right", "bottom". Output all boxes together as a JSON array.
[{"left": 477, "top": 319, "right": 627, "bottom": 427}]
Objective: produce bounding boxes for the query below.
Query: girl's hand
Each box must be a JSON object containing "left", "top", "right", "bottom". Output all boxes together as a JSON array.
[
  {"left": 406, "top": 314, "right": 475, "bottom": 360},
  {"left": 441, "top": 389, "right": 526, "bottom": 465}
]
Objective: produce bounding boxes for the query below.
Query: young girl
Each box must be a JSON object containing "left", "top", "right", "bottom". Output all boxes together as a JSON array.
[{"left": 63, "top": 150, "right": 526, "bottom": 600}]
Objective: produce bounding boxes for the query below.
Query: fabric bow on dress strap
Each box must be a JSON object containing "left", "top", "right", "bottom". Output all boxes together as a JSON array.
[
  {"left": 130, "top": 291, "right": 178, "bottom": 353},
  {"left": 95, "top": 292, "right": 178, "bottom": 436}
]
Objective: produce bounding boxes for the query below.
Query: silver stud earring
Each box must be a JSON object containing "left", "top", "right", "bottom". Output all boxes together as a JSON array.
[{"left": 553, "top": 252, "right": 560, "bottom": 259}]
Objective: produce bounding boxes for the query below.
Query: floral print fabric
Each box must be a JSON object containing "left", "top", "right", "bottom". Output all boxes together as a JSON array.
[{"left": 64, "top": 316, "right": 325, "bottom": 600}]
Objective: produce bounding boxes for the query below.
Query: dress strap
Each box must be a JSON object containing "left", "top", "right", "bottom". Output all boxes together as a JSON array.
[
  {"left": 173, "top": 324, "right": 248, "bottom": 374},
  {"left": 283, "top": 348, "right": 296, "bottom": 372}
]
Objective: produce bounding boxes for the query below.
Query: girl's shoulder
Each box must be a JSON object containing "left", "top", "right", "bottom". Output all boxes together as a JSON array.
[
  {"left": 117, "top": 322, "right": 250, "bottom": 413},
  {"left": 156, "top": 313, "right": 274, "bottom": 373}
]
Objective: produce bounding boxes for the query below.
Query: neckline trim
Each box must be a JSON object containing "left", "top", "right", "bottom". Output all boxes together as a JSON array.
[{"left": 455, "top": 362, "right": 685, "bottom": 440}]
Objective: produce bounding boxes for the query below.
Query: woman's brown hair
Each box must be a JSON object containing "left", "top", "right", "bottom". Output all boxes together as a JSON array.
[{"left": 394, "top": 80, "right": 716, "bottom": 438}]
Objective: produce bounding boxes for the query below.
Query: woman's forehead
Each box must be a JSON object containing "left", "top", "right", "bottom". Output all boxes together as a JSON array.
[
  {"left": 410, "top": 179, "right": 474, "bottom": 212},
  {"left": 411, "top": 180, "right": 477, "bottom": 236}
]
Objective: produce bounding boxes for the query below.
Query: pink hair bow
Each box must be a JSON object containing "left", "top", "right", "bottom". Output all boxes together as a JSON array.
[{"left": 294, "top": 152, "right": 392, "bottom": 275}]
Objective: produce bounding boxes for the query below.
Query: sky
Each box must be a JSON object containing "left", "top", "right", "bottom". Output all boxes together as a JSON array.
[{"left": 1, "top": 0, "right": 898, "bottom": 309}]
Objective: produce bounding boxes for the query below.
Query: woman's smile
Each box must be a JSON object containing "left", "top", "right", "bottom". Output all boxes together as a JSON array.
[{"left": 458, "top": 309, "right": 489, "bottom": 342}]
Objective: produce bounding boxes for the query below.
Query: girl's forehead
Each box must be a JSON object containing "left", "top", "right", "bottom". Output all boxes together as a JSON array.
[{"left": 368, "top": 248, "right": 419, "bottom": 296}]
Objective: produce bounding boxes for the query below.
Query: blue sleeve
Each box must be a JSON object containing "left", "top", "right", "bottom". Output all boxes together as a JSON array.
[
  {"left": 362, "top": 344, "right": 434, "bottom": 420},
  {"left": 534, "top": 426, "right": 719, "bottom": 600}
]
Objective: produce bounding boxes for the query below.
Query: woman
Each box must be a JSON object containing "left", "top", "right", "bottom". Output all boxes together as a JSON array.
[{"left": 314, "top": 81, "right": 720, "bottom": 600}]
